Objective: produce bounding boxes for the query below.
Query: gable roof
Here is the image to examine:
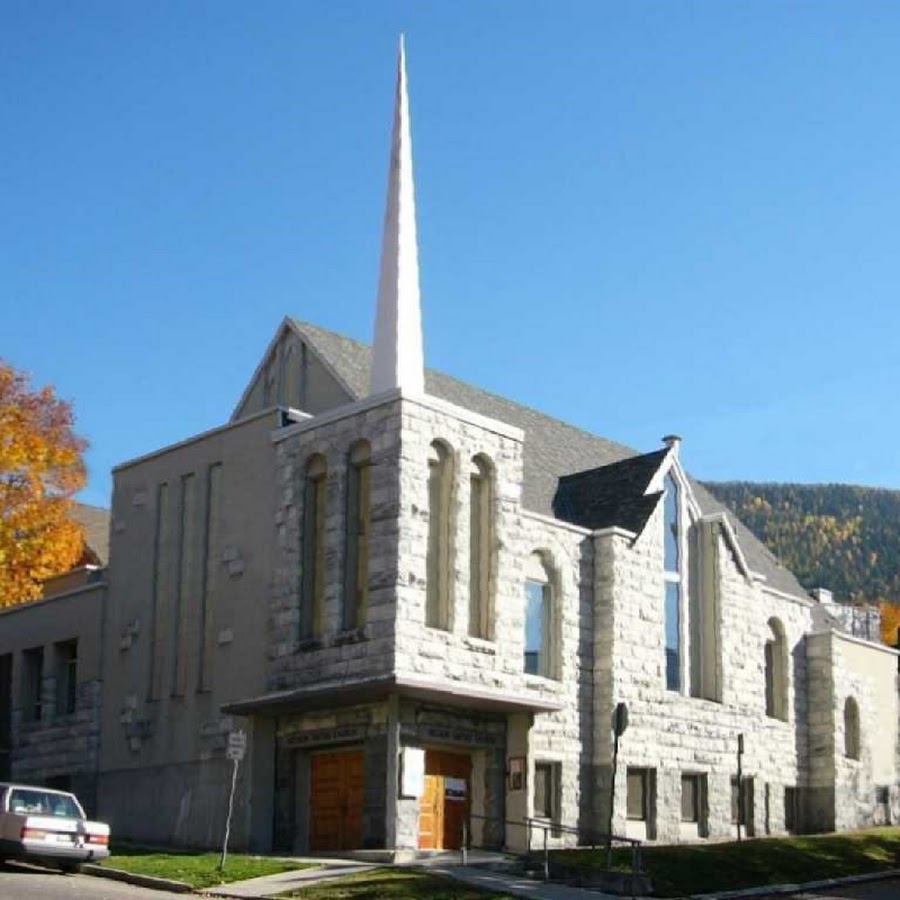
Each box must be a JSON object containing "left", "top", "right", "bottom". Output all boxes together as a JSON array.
[
  {"left": 71, "top": 503, "right": 110, "bottom": 566},
  {"left": 554, "top": 449, "right": 668, "bottom": 534},
  {"left": 289, "top": 319, "right": 807, "bottom": 598}
]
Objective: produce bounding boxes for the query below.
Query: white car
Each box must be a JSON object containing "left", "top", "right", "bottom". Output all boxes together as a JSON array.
[{"left": 0, "top": 783, "right": 110, "bottom": 872}]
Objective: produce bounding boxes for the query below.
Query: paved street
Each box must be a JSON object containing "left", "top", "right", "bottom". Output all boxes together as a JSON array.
[
  {"left": 747, "top": 877, "right": 900, "bottom": 900},
  {"left": 0, "top": 862, "right": 188, "bottom": 900}
]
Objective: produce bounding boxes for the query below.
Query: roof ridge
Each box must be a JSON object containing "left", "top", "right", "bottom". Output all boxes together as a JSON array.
[{"left": 290, "top": 317, "right": 637, "bottom": 455}]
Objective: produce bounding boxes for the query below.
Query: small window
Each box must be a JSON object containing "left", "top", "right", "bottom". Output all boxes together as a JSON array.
[
  {"left": 844, "top": 696, "right": 860, "bottom": 760},
  {"left": 524, "top": 552, "right": 554, "bottom": 678},
  {"left": 627, "top": 768, "right": 650, "bottom": 821},
  {"left": 784, "top": 786, "right": 798, "bottom": 833},
  {"left": 54, "top": 640, "right": 77, "bottom": 717},
  {"left": 533, "top": 762, "right": 560, "bottom": 823},
  {"left": 681, "top": 773, "right": 701, "bottom": 823},
  {"left": 21, "top": 647, "right": 43, "bottom": 723}
]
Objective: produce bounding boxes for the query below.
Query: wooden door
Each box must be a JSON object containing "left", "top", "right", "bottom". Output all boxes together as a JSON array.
[
  {"left": 309, "top": 749, "right": 364, "bottom": 851},
  {"left": 418, "top": 749, "right": 471, "bottom": 850}
]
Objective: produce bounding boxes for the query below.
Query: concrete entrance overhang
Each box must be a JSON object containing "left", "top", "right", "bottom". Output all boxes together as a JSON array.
[{"left": 222, "top": 674, "right": 564, "bottom": 717}]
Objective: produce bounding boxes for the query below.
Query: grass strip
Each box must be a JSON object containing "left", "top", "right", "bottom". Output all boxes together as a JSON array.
[
  {"left": 101, "top": 850, "right": 310, "bottom": 889},
  {"left": 550, "top": 826, "right": 900, "bottom": 897},
  {"left": 278, "top": 867, "right": 512, "bottom": 899}
]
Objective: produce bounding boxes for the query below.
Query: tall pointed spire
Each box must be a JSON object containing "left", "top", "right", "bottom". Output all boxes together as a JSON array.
[{"left": 369, "top": 34, "right": 426, "bottom": 396}]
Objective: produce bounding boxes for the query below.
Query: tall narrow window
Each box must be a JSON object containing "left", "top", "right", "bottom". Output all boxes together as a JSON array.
[
  {"left": 664, "top": 473, "right": 682, "bottom": 691},
  {"left": 765, "top": 618, "right": 788, "bottom": 720},
  {"left": 469, "top": 454, "right": 493, "bottom": 639},
  {"left": 426, "top": 441, "right": 452, "bottom": 629},
  {"left": 149, "top": 482, "right": 170, "bottom": 700},
  {"left": 172, "top": 473, "right": 196, "bottom": 696},
  {"left": 301, "top": 454, "right": 328, "bottom": 640},
  {"left": 524, "top": 552, "right": 554, "bottom": 677},
  {"left": 198, "top": 463, "right": 222, "bottom": 692},
  {"left": 689, "top": 520, "right": 721, "bottom": 701},
  {"left": 54, "top": 640, "right": 77, "bottom": 717},
  {"left": 21, "top": 647, "right": 43, "bottom": 723},
  {"left": 344, "top": 441, "right": 372, "bottom": 631},
  {"left": 844, "top": 696, "right": 860, "bottom": 760}
]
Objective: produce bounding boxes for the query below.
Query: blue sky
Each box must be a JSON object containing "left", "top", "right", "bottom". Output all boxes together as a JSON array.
[{"left": 4, "top": 1, "right": 900, "bottom": 507}]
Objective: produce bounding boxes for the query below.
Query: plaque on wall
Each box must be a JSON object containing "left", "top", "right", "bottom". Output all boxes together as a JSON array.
[
  {"left": 508, "top": 756, "right": 525, "bottom": 791},
  {"left": 400, "top": 747, "right": 425, "bottom": 798}
]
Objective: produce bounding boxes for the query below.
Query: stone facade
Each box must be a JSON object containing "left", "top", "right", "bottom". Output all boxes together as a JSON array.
[{"left": 1, "top": 326, "right": 897, "bottom": 854}]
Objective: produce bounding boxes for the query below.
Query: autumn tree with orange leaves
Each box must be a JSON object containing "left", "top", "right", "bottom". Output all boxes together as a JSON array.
[
  {"left": 880, "top": 601, "right": 900, "bottom": 649},
  {"left": 0, "top": 361, "right": 87, "bottom": 604}
]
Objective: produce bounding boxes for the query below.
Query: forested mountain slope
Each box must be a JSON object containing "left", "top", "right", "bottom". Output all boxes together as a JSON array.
[{"left": 702, "top": 482, "right": 900, "bottom": 604}]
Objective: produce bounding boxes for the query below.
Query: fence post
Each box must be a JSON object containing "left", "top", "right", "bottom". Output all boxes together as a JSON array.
[{"left": 461, "top": 818, "right": 467, "bottom": 866}]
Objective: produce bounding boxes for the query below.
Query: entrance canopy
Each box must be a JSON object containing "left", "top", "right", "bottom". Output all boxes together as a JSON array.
[{"left": 222, "top": 673, "right": 564, "bottom": 717}]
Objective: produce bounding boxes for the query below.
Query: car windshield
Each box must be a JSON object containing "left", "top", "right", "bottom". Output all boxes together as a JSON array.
[{"left": 8, "top": 789, "right": 83, "bottom": 818}]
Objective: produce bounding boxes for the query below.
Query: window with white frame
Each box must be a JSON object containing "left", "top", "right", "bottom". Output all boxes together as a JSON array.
[
  {"left": 663, "top": 473, "right": 682, "bottom": 691},
  {"left": 524, "top": 552, "right": 554, "bottom": 677}
]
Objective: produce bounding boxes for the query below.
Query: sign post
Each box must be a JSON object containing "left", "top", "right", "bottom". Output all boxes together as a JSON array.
[
  {"left": 219, "top": 730, "right": 246, "bottom": 871},
  {"left": 606, "top": 702, "right": 628, "bottom": 868},
  {"left": 736, "top": 733, "right": 744, "bottom": 842}
]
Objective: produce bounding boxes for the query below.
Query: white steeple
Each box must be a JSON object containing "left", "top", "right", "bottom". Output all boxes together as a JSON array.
[{"left": 369, "top": 34, "right": 426, "bottom": 396}]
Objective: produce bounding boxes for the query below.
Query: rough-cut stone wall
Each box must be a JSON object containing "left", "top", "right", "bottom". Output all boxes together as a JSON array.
[
  {"left": 829, "top": 634, "right": 899, "bottom": 831},
  {"left": 13, "top": 677, "right": 102, "bottom": 814},
  {"left": 270, "top": 399, "right": 403, "bottom": 689},
  {"left": 601, "top": 491, "right": 817, "bottom": 843},
  {"left": 391, "top": 395, "right": 592, "bottom": 846}
]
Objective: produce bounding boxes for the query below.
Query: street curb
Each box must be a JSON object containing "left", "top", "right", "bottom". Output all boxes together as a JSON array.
[
  {"left": 81, "top": 863, "right": 193, "bottom": 893},
  {"left": 687, "top": 866, "right": 900, "bottom": 899}
]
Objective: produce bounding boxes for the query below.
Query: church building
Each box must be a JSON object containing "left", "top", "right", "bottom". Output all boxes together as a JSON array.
[{"left": 1, "top": 40, "right": 897, "bottom": 856}]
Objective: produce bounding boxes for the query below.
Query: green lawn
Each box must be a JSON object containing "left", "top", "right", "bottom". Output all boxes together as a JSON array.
[
  {"left": 280, "top": 868, "right": 512, "bottom": 899},
  {"left": 551, "top": 827, "right": 900, "bottom": 897},
  {"left": 100, "top": 849, "right": 312, "bottom": 889}
]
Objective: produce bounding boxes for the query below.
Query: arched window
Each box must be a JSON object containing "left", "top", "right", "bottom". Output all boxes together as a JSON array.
[
  {"left": 844, "top": 696, "right": 860, "bottom": 760},
  {"left": 764, "top": 618, "right": 788, "bottom": 720},
  {"left": 426, "top": 440, "right": 453, "bottom": 629},
  {"left": 468, "top": 454, "right": 494, "bottom": 639},
  {"left": 343, "top": 441, "right": 371, "bottom": 631},
  {"left": 663, "top": 473, "right": 682, "bottom": 691},
  {"left": 301, "top": 454, "right": 327, "bottom": 640},
  {"left": 524, "top": 552, "right": 555, "bottom": 678}
]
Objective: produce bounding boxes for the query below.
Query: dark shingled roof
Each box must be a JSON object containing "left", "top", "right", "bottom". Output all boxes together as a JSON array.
[
  {"left": 71, "top": 503, "right": 110, "bottom": 566},
  {"left": 554, "top": 449, "right": 668, "bottom": 533},
  {"left": 291, "top": 320, "right": 807, "bottom": 598}
]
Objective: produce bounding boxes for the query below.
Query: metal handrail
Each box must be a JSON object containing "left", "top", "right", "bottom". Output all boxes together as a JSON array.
[{"left": 461, "top": 811, "right": 643, "bottom": 893}]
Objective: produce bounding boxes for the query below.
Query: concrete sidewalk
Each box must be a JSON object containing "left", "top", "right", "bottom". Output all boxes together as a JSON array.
[
  {"left": 433, "top": 865, "right": 621, "bottom": 899},
  {"left": 198, "top": 859, "right": 377, "bottom": 898}
]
